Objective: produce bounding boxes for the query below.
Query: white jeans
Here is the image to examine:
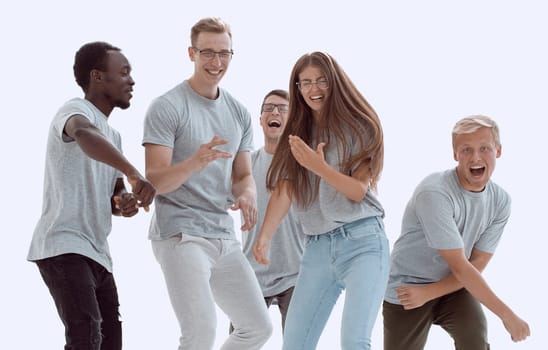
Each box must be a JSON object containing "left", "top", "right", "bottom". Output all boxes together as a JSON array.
[{"left": 152, "top": 234, "right": 272, "bottom": 350}]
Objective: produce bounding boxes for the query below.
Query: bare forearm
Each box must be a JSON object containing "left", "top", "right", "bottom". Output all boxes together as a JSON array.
[
  {"left": 146, "top": 158, "right": 199, "bottom": 195},
  {"left": 259, "top": 187, "right": 291, "bottom": 240},
  {"left": 232, "top": 173, "right": 256, "bottom": 201},
  {"left": 74, "top": 128, "right": 138, "bottom": 177},
  {"left": 452, "top": 265, "right": 514, "bottom": 320},
  {"left": 419, "top": 254, "right": 489, "bottom": 300}
]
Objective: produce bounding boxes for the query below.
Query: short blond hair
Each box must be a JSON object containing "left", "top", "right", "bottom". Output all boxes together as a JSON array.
[
  {"left": 190, "top": 17, "right": 232, "bottom": 47},
  {"left": 452, "top": 115, "right": 500, "bottom": 149}
]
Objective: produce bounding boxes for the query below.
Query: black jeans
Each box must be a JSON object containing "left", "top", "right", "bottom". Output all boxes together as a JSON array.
[
  {"left": 383, "top": 289, "right": 489, "bottom": 350},
  {"left": 36, "top": 253, "right": 122, "bottom": 350}
]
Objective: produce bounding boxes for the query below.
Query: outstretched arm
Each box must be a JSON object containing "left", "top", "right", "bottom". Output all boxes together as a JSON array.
[
  {"left": 288, "top": 135, "right": 370, "bottom": 202},
  {"left": 65, "top": 114, "right": 155, "bottom": 209},
  {"left": 439, "top": 248, "right": 530, "bottom": 342}
]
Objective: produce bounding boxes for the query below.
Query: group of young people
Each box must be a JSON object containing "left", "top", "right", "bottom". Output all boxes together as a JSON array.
[{"left": 27, "top": 16, "right": 530, "bottom": 350}]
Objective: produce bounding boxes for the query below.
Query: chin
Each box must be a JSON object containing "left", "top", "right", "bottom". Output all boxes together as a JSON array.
[{"left": 118, "top": 101, "right": 131, "bottom": 110}]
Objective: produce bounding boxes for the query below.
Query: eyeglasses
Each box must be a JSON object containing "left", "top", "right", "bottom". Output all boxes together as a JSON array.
[
  {"left": 296, "top": 79, "right": 329, "bottom": 92},
  {"left": 261, "top": 103, "right": 289, "bottom": 113},
  {"left": 192, "top": 47, "right": 234, "bottom": 61}
]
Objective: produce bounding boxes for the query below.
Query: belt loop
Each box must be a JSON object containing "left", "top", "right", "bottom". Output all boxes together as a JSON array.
[{"left": 340, "top": 224, "right": 348, "bottom": 239}]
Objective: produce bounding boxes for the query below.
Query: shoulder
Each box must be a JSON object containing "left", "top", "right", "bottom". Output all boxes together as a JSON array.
[
  {"left": 59, "top": 98, "right": 93, "bottom": 116},
  {"left": 486, "top": 180, "right": 511, "bottom": 208},
  {"left": 54, "top": 98, "right": 100, "bottom": 128},
  {"left": 415, "top": 170, "right": 451, "bottom": 191},
  {"left": 148, "top": 83, "right": 186, "bottom": 110},
  {"left": 219, "top": 89, "right": 250, "bottom": 116},
  {"left": 251, "top": 148, "right": 271, "bottom": 165},
  {"left": 251, "top": 149, "right": 261, "bottom": 163},
  {"left": 411, "top": 170, "right": 456, "bottom": 204}
]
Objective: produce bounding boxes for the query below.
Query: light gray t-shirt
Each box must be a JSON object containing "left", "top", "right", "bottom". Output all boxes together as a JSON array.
[
  {"left": 242, "top": 148, "right": 306, "bottom": 297},
  {"left": 384, "top": 169, "right": 510, "bottom": 304},
  {"left": 293, "top": 132, "right": 384, "bottom": 235},
  {"left": 27, "top": 98, "right": 122, "bottom": 272},
  {"left": 143, "top": 81, "right": 253, "bottom": 240}
]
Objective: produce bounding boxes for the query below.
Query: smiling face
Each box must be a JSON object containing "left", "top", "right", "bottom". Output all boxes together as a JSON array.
[
  {"left": 189, "top": 31, "right": 232, "bottom": 88},
  {"left": 101, "top": 50, "right": 134, "bottom": 110},
  {"left": 297, "top": 65, "right": 329, "bottom": 118},
  {"left": 259, "top": 94, "right": 289, "bottom": 146},
  {"left": 453, "top": 126, "right": 501, "bottom": 192}
]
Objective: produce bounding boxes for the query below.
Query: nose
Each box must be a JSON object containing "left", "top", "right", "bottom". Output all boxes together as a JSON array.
[
  {"left": 129, "top": 75, "right": 135, "bottom": 86},
  {"left": 211, "top": 54, "right": 223, "bottom": 66},
  {"left": 472, "top": 150, "right": 483, "bottom": 162}
]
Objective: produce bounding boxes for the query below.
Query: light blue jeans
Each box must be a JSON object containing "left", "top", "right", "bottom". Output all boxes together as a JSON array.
[
  {"left": 282, "top": 216, "right": 390, "bottom": 350},
  {"left": 152, "top": 234, "right": 272, "bottom": 350}
]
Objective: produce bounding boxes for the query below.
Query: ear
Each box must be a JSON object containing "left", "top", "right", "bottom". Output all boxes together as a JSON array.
[
  {"left": 188, "top": 46, "right": 196, "bottom": 62},
  {"left": 496, "top": 144, "right": 502, "bottom": 158},
  {"left": 453, "top": 150, "right": 458, "bottom": 162},
  {"left": 90, "top": 69, "right": 102, "bottom": 83}
]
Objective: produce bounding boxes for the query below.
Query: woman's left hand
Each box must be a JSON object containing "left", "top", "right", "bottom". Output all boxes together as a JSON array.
[{"left": 288, "top": 135, "right": 326, "bottom": 174}]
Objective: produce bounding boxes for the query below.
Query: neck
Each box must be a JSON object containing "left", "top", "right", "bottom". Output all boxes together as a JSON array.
[
  {"left": 188, "top": 76, "right": 218, "bottom": 100},
  {"left": 263, "top": 136, "right": 280, "bottom": 154},
  {"left": 85, "top": 94, "right": 112, "bottom": 117}
]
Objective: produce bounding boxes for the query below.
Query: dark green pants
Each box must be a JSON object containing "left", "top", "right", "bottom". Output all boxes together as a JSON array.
[{"left": 383, "top": 289, "right": 489, "bottom": 350}]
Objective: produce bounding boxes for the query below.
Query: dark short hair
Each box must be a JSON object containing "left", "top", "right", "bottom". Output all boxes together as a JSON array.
[
  {"left": 73, "top": 41, "right": 120, "bottom": 92},
  {"left": 262, "top": 89, "right": 289, "bottom": 104}
]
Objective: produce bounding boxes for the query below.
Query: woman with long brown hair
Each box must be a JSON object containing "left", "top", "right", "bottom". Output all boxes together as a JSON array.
[{"left": 253, "top": 51, "right": 390, "bottom": 349}]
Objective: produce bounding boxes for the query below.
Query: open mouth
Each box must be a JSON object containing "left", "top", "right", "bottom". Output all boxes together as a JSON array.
[
  {"left": 267, "top": 120, "right": 281, "bottom": 128},
  {"left": 470, "top": 165, "right": 485, "bottom": 177}
]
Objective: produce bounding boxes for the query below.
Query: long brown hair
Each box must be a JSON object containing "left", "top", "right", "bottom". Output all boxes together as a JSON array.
[{"left": 267, "top": 52, "right": 384, "bottom": 207}]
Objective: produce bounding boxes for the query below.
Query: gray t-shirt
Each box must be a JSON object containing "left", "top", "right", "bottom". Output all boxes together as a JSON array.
[
  {"left": 27, "top": 98, "right": 122, "bottom": 272},
  {"left": 293, "top": 132, "right": 384, "bottom": 235},
  {"left": 384, "top": 169, "right": 510, "bottom": 304},
  {"left": 242, "top": 148, "right": 306, "bottom": 297},
  {"left": 143, "top": 81, "right": 253, "bottom": 240}
]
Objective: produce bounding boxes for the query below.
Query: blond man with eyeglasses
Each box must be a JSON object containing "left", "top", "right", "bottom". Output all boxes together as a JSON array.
[{"left": 142, "top": 17, "right": 271, "bottom": 350}]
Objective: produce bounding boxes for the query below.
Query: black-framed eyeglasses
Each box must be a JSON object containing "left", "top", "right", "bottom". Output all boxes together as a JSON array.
[
  {"left": 192, "top": 47, "right": 234, "bottom": 61},
  {"left": 296, "top": 79, "right": 329, "bottom": 92},
  {"left": 261, "top": 103, "right": 289, "bottom": 113}
]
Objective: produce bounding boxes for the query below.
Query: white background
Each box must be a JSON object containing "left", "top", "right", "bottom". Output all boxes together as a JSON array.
[{"left": 1, "top": 1, "right": 546, "bottom": 349}]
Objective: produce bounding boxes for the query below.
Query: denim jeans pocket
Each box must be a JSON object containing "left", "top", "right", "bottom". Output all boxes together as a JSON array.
[{"left": 343, "top": 216, "right": 385, "bottom": 240}]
